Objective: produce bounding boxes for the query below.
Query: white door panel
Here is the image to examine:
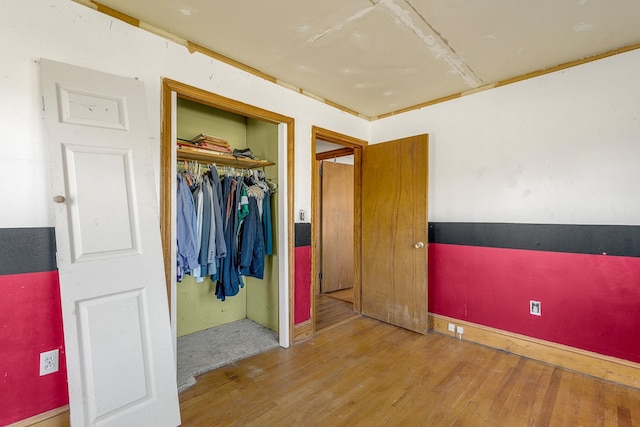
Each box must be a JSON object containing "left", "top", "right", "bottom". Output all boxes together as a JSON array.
[
  {"left": 41, "top": 59, "right": 180, "bottom": 427},
  {"left": 57, "top": 84, "right": 130, "bottom": 130},
  {"left": 63, "top": 144, "right": 139, "bottom": 261},
  {"left": 78, "top": 290, "right": 149, "bottom": 418}
]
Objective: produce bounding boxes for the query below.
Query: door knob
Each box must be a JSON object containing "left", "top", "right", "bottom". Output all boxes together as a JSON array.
[
  {"left": 414, "top": 241, "right": 425, "bottom": 249},
  {"left": 53, "top": 195, "right": 66, "bottom": 203}
]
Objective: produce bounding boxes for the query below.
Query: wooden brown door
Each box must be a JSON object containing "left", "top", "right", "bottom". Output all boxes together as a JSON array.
[
  {"left": 321, "top": 161, "right": 354, "bottom": 293},
  {"left": 361, "top": 135, "right": 429, "bottom": 334}
]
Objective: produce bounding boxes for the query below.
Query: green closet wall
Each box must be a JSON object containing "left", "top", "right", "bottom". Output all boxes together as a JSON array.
[
  {"left": 176, "top": 98, "right": 279, "bottom": 337},
  {"left": 246, "top": 118, "right": 279, "bottom": 331}
]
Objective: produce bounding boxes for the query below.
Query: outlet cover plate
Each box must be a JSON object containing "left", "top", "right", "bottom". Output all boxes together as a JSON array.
[
  {"left": 40, "top": 349, "right": 59, "bottom": 376},
  {"left": 530, "top": 300, "right": 542, "bottom": 316}
]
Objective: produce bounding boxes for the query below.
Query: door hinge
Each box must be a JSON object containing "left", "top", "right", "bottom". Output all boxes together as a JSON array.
[
  {"left": 41, "top": 95, "right": 46, "bottom": 111},
  {"left": 319, "top": 271, "right": 323, "bottom": 281}
]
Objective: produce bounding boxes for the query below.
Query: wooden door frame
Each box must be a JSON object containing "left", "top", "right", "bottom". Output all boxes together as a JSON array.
[
  {"left": 160, "top": 78, "right": 295, "bottom": 345},
  {"left": 311, "top": 126, "right": 367, "bottom": 335}
]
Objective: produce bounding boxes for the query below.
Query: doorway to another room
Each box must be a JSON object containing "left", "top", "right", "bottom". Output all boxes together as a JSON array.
[
  {"left": 317, "top": 154, "right": 355, "bottom": 331},
  {"left": 311, "top": 129, "right": 429, "bottom": 336},
  {"left": 312, "top": 127, "right": 367, "bottom": 332}
]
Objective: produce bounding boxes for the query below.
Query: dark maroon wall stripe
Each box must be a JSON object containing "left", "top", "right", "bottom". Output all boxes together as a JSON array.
[
  {"left": 0, "top": 228, "right": 57, "bottom": 275},
  {"left": 429, "top": 222, "right": 640, "bottom": 257},
  {"left": 295, "top": 223, "right": 311, "bottom": 247}
]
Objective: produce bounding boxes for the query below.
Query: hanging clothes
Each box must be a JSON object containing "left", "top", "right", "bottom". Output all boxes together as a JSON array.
[
  {"left": 208, "top": 167, "right": 227, "bottom": 279},
  {"left": 176, "top": 161, "right": 273, "bottom": 301},
  {"left": 197, "top": 175, "right": 214, "bottom": 277},
  {"left": 239, "top": 192, "right": 265, "bottom": 279},
  {"left": 176, "top": 173, "right": 198, "bottom": 281},
  {"left": 262, "top": 189, "right": 273, "bottom": 256},
  {"left": 191, "top": 181, "right": 204, "bottom": 282},
  {"left": 216, "top": 175, "right": 244, "bottom": 300}
]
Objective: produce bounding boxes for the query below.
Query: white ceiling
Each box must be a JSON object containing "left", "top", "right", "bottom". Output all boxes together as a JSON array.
[{"left": 91, "top": 0, "right": 640, "bottom": 118}]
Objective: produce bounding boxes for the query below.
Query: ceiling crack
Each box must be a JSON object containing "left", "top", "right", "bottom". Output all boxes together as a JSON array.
[
  {"left": 381, "top": 0, "right": 483, "bottom": 87},
  {"left": 307, "top": 5, "right": 376, "bottom": 43}
]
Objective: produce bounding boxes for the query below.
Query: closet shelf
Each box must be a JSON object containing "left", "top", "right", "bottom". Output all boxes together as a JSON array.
[{"left": 177, "top": 144, "right": 275, "bottom": 168}]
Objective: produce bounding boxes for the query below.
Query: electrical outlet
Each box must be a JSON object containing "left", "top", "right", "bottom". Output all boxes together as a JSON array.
[
  {"left": 40, "top": 349, "right": 59, "bottom": 376},
  {"left": 448, "top": 323, "right": 456, "bottom": 332},
  {"left": 530, "top": 300, "right": 541, "bottom": 316},
  {"left": 456, "top": 326, "right": 464, "bottom": 335}
]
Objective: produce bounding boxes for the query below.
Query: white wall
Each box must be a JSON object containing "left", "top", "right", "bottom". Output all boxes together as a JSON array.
[
  {"left": 2, "top": 1, "right": 639, "bottom": 230},
  {"left": 0, "top": 0, "right": 369, "bottom": 228},
  {"left": 371, "top": 49, "right": 640, "bottom": 226}
]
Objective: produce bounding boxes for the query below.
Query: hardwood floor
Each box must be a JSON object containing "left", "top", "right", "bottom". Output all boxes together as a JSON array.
[
  {"left": 315, "top": 293, "right": 358, "bottom": 331},
  {"left": 324, "top": 288, "right": 354, "bottom": 304},
  {"left": 178, "top": 316, "right": 640, "bottom": 426}
]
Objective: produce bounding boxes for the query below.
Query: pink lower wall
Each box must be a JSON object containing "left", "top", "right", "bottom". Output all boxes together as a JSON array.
[
  {"left": 0, "top": 271, "right": 68, "bottom": 426},
  {"left": 428, "top": 243, "right": 640, "bottom": 363},
  {"left": 294, "top": 246, "right": 312, "bottom": 324}
]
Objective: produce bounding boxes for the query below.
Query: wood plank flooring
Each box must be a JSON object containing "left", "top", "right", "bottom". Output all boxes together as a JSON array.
[
  {"left": 179, "top": 316, "right": 640, "bottom": 426},
  {"left": 324, "top": 288, "right": 354, "bottom": 304},
  {"left": 315, "top": 293, "right": 358, "bottom": 331}
]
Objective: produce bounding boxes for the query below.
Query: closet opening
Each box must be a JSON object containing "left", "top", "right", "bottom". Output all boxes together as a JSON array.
[{"left": 160, "top": 79, "right": 295, "bottom": 392}]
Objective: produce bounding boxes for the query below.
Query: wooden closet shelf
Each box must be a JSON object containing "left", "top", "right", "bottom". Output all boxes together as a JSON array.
[{"left": 177, "top": 145, "right": 275, "bottom": 168}]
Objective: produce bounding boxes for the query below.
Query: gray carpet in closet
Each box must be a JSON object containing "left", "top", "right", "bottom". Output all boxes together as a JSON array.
[{"left": 177, "top": 318, "right": 279, "bottom": 393}]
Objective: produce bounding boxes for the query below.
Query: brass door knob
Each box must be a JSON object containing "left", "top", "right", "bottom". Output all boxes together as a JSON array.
[
  {"left": 414, "top": 241, "right": 425, "bottom": 249},
  {"left": 53, "top": 195, "right": 66, "bottom": 203}
]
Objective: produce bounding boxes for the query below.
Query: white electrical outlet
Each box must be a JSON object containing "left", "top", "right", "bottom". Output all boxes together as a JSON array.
[
  {"left": 39, "top": 349, "right": 59, "bottom": 376},
  {"left": 456, "top": 326, "right": 464, "bottom": 335},
  {"left": 448, "top": 323, "right": 456, "bottom": 332},
  {"left": 530, "top": 300, "right": 541, "bottom": 316}
]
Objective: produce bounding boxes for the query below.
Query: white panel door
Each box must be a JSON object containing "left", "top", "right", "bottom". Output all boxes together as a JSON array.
[{"left": 41, "top": 59, "right": 180, "bottom": 427}]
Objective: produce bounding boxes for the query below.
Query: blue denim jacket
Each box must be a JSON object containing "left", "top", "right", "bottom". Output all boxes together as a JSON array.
[{"left": 239, "top": 196, "right": 265, "bottom": 279}]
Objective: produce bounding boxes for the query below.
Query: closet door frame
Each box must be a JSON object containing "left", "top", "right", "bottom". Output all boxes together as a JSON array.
[{"left": 160, "top": 78, "right": 295, "bottom": 349}]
